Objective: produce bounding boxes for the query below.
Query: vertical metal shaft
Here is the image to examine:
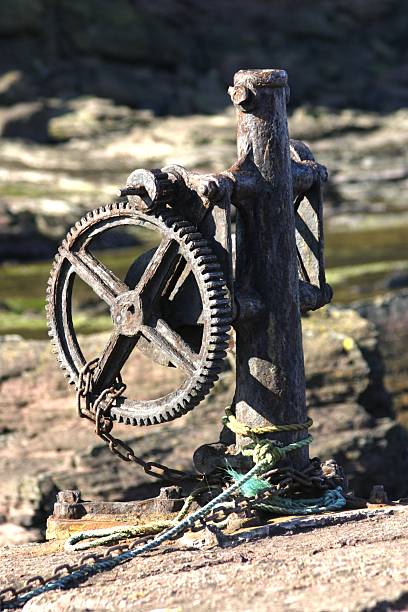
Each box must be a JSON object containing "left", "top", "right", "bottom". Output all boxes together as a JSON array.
[{"left": 231, "top": 69, "right": 308, "bottom": 469}]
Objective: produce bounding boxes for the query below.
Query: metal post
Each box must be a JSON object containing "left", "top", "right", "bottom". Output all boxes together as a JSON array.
[{"left": 230, "top": 69, "right": 308, "bottom": 469}]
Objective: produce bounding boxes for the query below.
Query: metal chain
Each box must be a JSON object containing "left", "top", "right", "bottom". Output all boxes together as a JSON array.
[
  {"left": 0, "top": 487, "right": 261, "bottom": 609},
  {"left": 0, "top": 532, "right": 152, "bottom": 609},
  {"left": 1, "top": 474, "right": 335, "bottom": 608},
  {"left": 76, "top": 358, "right": 201, "bottom": 485}
]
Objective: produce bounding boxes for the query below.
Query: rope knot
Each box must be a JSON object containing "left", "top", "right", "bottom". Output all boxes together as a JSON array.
[{"left": 242, "top": 439, "right": 286, "bottom": 468}]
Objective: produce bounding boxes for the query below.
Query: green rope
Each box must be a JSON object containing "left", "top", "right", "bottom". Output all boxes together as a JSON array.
[
  {"left": 253, "top": 487, "right": 346, "bottom": 515},
  {"left": 223, "top": 411, "right": 345, "bottom": 516},
  {"left": 64, "top": 436, "right": 311, "bottom": 553},
  {"left": 64, "top": 521, "right": 172, "bottom": 552},
  {"left": 222, "top": 407, "right": 313, "bottom": 437},
  {"left": 65, "top": 485, "right": 212, "bottom": 552}
]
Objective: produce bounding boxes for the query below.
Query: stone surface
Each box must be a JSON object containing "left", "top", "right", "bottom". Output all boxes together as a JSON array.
[
  {"left": 357, "top": 290, "right": 408, "bottom": 420},
  {"left": 0, "top": 506, "right": 407, "bottom": 611},
  {"left": 303, "top": 305, "right": 408, "bottom": 499}
]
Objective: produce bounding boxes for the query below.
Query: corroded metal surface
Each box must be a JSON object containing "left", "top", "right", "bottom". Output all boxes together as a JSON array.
[
  {"left": 46, "top": 67, "right": 332, "bottom": 475},
  {"left": 47, "top": 488, "right": 187, "bottom": 540},
  {"left": 46, "top": 206, "right": 231, "bottom": 426},
  {"left": 229, "top": 69, "right": 308, "bottom": 468}
]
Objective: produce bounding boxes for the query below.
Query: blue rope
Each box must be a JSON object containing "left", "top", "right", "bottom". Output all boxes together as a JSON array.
[{"left": 2, "top": 435, "right": 345, "bottom": 609}]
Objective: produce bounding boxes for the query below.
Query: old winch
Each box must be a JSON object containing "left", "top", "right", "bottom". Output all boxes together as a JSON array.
[{"left": 46, "top": 68, "right": 333, "bottom": 483}]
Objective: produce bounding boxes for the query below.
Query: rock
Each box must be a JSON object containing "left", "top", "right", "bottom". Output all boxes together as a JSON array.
[
  {"left": 0, "top": 70, "right": 36, "bottom": 105},
  {"left": 313, "top": 415, "right": 408, "bottom": 499},
  {"left": 0, "top": 0, "right": 407, "bottom": 113},
  {"left": 304, "top": 306, "right": 408, "bottom": 499},
  {"left": 0, "top": 101, "right": 59, "bottom": 142},
  {"left": 10, "top": 474, "right": 58, "bottom": 529},
  {"left": 303, "top": 306, "right": 391, "bottom": 418},
  {"left": 357, "top": 290, "right": 408, "bottom": 418},
  {"left": 0, "top": 523, "right": 41, "bottom": 546},
  {"left": 1, "top": 508, "right": 408, "bottom": 610},
  {"left": 0, "top": 335, "right": 45, "bottom": 381},
  {"left": 0, "top": 0, "right": 44, "bottom": 35},
  {"left": 48, "top": 97, "right": 152, "bottom": 141},
  {"left": 384, "top": 271, "right": 408, "bottom": 290}
]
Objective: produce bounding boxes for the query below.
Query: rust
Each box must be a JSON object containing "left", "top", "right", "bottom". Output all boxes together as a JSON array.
[{"left": 45, "top": 67, "right": 332, "bottom": 483}]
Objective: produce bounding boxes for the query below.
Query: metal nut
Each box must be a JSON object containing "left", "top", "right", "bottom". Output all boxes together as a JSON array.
[{"left": 228, "top": 85, "right": 255, "bottom": 112}]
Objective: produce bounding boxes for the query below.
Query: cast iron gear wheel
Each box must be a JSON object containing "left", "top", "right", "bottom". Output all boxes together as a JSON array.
[{"left": 46, "top": 202, "right": 231, "bottom": 426}]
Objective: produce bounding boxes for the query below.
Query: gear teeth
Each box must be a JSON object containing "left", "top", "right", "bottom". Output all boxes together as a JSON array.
[
  {"left": 184, "top": 233, "right": 202, "bottom": 244},
  {"left": 178, "top": 226, "right": 196, "bottom": 238},
  {"left": 203, "top": 263, "right": 221, "bottom": 272},
  {"left": 203, "top": 271, "right": 224, "bottom": 281},
  {"left": 173, "top": 220, "right": 191, "bottom": 231},
  {"left": 47, "top": 203, "right": 231, "bottom": 427},
  {"left": 193, "top": 247, "right": 212, "bottom": 258},
  {"left": 206, "top": 280, "right": 228, "bottom": 289},
  {"left": 196, "top": 255, "right": 218, "bottom": 266}
]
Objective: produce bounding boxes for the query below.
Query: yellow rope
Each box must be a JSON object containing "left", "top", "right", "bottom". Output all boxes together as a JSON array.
[{"left": 222, "top": 407, "right": 313, "bottom": 438}]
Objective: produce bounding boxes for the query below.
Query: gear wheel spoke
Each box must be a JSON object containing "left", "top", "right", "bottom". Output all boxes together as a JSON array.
[
  {"left": 136, "top": 237, "right": 180, "bottom": 315},
  {"left": 140, "top": 320, "right": 198, "bottom": 375},
  {"left": 46, "top": 203, "right": 232, "bottom": 426},
  {"left": 92, "top": 330, "right": 138, "bottom": 392},
  {"left": 60, "top": 247, "right": 128, "bottom": 307}
]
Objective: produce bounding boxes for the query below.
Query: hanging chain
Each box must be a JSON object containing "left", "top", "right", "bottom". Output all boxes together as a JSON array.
[{"left": 76, "top": 358, "right": 202, "bottom": 485}]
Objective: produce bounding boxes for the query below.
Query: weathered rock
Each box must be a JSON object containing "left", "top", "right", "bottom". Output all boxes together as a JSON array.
[
  {"left": 0, "top": 101, "right": 58, "bottom": 142},
  {"left": 1, "top": 507, "right": 408, "bottom": 611},
  {"left": 48, "top": 97, "right": 152, "bottom": 142},
  {"left": 357, "top": 290, "right": 408, "bottom": 419},
  {"left": 0, "top": 0, "right": 408, "bottom": 113},
  {"left": 0, "top": 70, "right": 36, "bottom": 105},
  {"left": 0, "top": 0, "right": 44, "bottom": 35},
  {"left": 303, "top": 306, "right": 392, "bottom": 418},
  {"left": 0, "top": 101, "right": 407, "bottom": 272},
  {"left": 304, "top": 306, "right": 408, "bottom": 499}
]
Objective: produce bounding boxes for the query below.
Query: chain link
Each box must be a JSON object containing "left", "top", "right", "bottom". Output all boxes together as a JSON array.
[
  {"left": 0, "top": 487, "right": 271, "bottom": 608},
  {"left": 76, "top": 358, "right": 201, "bottom": 485},
  {"left": 0, "top": 531, "right": 158, "bottom": 609}
]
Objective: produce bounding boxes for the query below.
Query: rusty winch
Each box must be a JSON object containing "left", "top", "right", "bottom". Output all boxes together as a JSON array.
[{"left": 46, "top": 69, "right": 332, "bottom": 482}]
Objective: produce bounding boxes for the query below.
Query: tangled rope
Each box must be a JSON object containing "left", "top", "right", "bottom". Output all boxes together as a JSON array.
[
  {"left": 3, "top": 447, "right": 304, "bottom": 609},
  {"left": 65, "top": 487, "right": 210, "bottom": 552},
  {"left": 65, "top": 412, "right": 343, "bottom": 552},
  {"left": 1, "top": 413, "right": 346, "bottom": 609}
]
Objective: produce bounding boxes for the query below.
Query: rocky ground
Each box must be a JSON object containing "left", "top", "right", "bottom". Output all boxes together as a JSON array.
[
  {"left": 0, "top": 505, "right": 407, "bottom": 611},
  {"left": 1, "top": 100, "right": 408, "bottom": 262}
]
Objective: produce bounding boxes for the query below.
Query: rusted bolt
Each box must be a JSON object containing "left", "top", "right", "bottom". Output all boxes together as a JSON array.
[
  {"left": 198, "top": 180, "right": 219, "bottom": 199},
  {"left": 117, "top": 186, "right": 147, "bottom": 198},
  {"left": 57, "top": 489, "right": 81, "bottom": 504},
  {"left": 228, "top": 85, "right": 255, "bottom": 112}
]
